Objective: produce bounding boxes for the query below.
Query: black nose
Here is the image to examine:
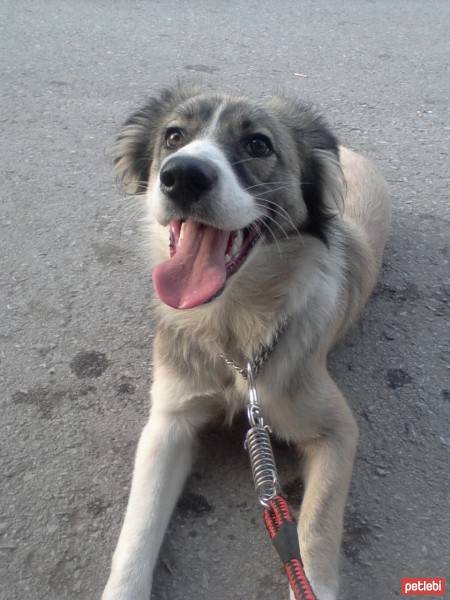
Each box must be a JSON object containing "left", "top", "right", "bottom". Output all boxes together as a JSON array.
[{"left": 160, "top": 156, "right": 218, "bottom": 205}]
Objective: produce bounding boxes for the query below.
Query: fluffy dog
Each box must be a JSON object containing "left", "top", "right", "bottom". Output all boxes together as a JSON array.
[{"left": 102, "top": 84, "right": 390, "bottom": 600}]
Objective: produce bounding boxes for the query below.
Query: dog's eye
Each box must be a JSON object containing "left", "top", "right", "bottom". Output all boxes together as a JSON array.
[
  {"left": 245, "top": 134, "right": 273, "bottom": 158},
  {"left": 165, "top": 128, "right": 185, "bottom": 149}
]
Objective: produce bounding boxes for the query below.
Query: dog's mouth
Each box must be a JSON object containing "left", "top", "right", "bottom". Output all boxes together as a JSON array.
[{"left": 152, "top": 219, "right": 261, "bottom": 309}]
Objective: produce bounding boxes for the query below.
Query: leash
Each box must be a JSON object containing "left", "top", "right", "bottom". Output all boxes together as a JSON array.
[
  {"left": 219, "top": 325, "right": 317, "bottom": 600},
  {"left": 244, "top": 361, "right": 317, "bottom": 600}
]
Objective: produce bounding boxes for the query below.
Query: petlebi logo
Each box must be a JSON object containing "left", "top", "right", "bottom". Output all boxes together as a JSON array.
[{"left": 401, "top": 577, "right": 446, "bottom": 596}]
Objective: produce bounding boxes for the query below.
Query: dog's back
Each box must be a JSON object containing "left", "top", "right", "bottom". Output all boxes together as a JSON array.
[{"left": 341, "top": 146, "right": 391, "bottom": 272}]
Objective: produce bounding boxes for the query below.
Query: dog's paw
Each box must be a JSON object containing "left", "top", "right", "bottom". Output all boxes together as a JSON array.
[
  {"left": 101, "top": 589, "right": 143, "bottom": 600},
  {"left": 101, "top": 579, "right": 152, "bottom": 600}
]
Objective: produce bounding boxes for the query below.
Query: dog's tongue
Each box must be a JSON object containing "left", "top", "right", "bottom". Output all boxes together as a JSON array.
[{"left": 153, "top": 220, "right": 229, "bottom": 309}]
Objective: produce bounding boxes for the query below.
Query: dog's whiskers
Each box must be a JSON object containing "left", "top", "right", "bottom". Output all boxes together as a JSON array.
[
  {"left": 230, "top": 157, "right": 260, "bottom": 167},
  {"left": 118, "top": 196, "right": 148, "bottom": 235},
  {"left": 259, "top": 210, "right": 291, "bottom": 242},
  {"left": 254, "top": 217, "right": 283, "bottom": 258},
  {"left": 253, "top": 188, "right": 298, "bottom": 233},
  {"left": 254, "top": 203, "right": 305, "bottom": 248},
  {"left": 253, "top": 186, "right": 290, "bottom": 199},
  {"left": 243, "top": 181, "right": 293, "bottom": 192},
  {"left": 256, "top": 198, "right": 301, "bottom": 233}
]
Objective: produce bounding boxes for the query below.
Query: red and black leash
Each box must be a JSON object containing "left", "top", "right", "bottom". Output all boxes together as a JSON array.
[{"left": 264, "top": 495, "right": 317, "bottom": 600}]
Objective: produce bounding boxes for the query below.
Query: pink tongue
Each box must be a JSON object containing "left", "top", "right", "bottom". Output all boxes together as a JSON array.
[{"left": 153, "top": 220, "right": 230, "bottom": 309}]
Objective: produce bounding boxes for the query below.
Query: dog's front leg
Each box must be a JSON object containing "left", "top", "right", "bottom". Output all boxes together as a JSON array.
[
  {"left": 102, "top": 379, "right": 204, "bottom": 600},
  {"left": 289, "top": 373, "right": 358, "bottom": 600}
]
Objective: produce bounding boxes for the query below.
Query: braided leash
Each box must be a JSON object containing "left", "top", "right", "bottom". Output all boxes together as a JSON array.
[{"left": 264, "top": 495, "right": 316, "bottom": 600}]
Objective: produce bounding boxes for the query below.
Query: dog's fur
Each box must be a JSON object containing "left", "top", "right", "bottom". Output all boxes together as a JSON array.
[{"left": 102, "top": 85, "right": 390, "bottom": 600}]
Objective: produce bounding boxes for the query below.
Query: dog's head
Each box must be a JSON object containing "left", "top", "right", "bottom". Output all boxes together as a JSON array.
[{"left": 113, "top": 85, "right": 342, "bottom": 310}]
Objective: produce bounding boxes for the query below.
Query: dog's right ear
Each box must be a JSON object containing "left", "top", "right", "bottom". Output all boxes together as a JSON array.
[
  {"left": 112, "top": 88, "right": 175, "bottom": 195},
  {"left": 112, "top": 85, "right": 201, "bottom": 195}
]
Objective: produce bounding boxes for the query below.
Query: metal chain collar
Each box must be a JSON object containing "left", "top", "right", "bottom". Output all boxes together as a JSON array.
[{"left": 218, "top": 317, "right": 289, "bottom": 381}]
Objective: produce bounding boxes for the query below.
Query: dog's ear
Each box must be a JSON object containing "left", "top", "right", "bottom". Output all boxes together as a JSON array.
[
  {"left": 271, "top": 98, "right": 343, "bottom": 244},
  {"left": 299, "top": 140, "right": 343, "bottom": 244},
  {"left": 112, "top": 85, "right": 201, "bottom": 195}
]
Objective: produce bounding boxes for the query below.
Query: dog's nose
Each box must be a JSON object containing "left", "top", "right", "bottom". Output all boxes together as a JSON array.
[{"left": 160, "top": 156, "right": 218, "bottom": 205}]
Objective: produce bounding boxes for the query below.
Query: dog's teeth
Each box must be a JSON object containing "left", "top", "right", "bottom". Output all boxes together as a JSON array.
[
  {"left": 179, "top": 222, "right": 185, "bottom": 243},
  {"left": 232, "top": 231, "right": 243, "bottom": 256}
]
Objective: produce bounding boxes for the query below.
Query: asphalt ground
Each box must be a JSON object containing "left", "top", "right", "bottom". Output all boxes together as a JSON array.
[{"left": 1, "top": 1, "right": 449, "bottom": 599}]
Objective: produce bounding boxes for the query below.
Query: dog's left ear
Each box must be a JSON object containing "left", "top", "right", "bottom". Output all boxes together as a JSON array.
[
  {"left": 112, "top": 84, "right": 201, "bottom": 195},
  {"left": 298, "top": 113, "right": 344, "bottom": 243},
  {"left": 271, "top": 98, "right": 344, "bottom": 243}
]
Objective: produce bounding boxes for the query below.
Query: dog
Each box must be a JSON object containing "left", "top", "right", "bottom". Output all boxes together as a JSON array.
[{"left": 102, "top": 84, "right": 390, "bottom": 600}]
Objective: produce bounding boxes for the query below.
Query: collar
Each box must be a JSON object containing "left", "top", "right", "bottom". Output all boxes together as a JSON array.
[{"left": 218, "top": 317, "right": 289, "bottom": 380}]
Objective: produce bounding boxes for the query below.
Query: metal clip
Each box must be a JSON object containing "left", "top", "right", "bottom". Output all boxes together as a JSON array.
[{"left": 246, "top": 362, "right": 265, "bottom": 428}]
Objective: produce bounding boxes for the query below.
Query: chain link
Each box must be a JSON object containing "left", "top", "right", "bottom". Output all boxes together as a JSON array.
[{"left": 217, "top": 317, "right": 289, "bottom": 381}]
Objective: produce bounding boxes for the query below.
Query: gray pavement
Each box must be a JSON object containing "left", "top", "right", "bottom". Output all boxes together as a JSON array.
[{"left": 1, "top": 1, "right": 449, "bottom": 599}]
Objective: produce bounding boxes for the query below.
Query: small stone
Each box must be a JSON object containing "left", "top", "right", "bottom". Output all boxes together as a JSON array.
[
  {"left": 375, "top": 466, "right": 389, "bottom": 477},
  {"left": 206, "top": 517, "right": 218, "bottom": 526},
  {"left": 46, "top": 522, "right": 58, "bottom": 534}
]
